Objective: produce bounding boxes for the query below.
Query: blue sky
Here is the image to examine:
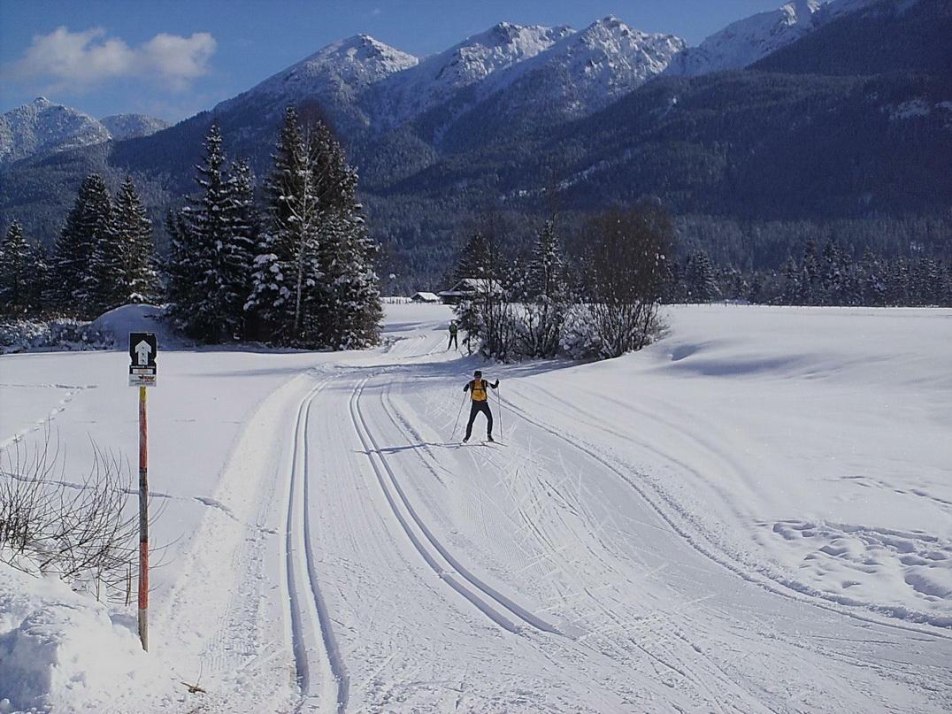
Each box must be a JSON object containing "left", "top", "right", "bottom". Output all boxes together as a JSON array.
[{"left": 1, "top": 0, "right": 787, "bottom": 122}]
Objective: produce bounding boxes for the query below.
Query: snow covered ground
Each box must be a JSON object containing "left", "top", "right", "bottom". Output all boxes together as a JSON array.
[{"left": 1, "top": 303, "right": 950, "bottom": 713}]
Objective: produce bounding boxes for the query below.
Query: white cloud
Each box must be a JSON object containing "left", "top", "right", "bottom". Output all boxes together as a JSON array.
[{"left": 5, "top": 26, "right": 216, "bottom": 91}]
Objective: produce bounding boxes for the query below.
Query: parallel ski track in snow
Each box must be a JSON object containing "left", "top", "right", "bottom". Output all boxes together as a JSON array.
[
  {"left": 349, "top": 373, "right": 562, "bottom": 638},
  {"left": 505, "top": 384, "right": 952, "bottom": 640},
  {"left": 285, "top": 378, "right": 349, "bottom": 713}
]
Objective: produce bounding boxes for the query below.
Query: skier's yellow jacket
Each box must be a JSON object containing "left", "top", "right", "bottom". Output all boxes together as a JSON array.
[{"left": 467, "top": 379, "right": 489, "bottom": 402}]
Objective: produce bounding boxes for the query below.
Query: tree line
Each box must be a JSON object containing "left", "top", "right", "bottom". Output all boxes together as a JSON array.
[
  {"left": 667, "top": 240, "right": 952, "bottom": 308},
  {"left": 0, "top": 107, "right": 382, "bottom": 350}
]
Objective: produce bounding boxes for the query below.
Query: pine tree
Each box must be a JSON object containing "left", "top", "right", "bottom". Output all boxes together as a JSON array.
[
  {"left": 800, "top": 241, "right": 820, "bottom": 306},
  {"left": 167, "top": 122, "right": 254, "bottom": 341},
  {"left": 781, "top": 256, "right": 801, "bottom": 305},
  {"left": 0, "top": 220, "right": 42, "bottom": 315},
  {"left": 454, "top": 230, "right": 492, "bottom": 283},
  {"left": 113, "top": 177, "right": 158, "bottom": 305},
  {"left": 53, "top": 174, "right": 113, "bottom": 317},
  {"left": 249, "top": 108, "right": 380, "bottom": 348},
  {"left": 218, "top": 159, "right": 257, "bottom": 339},
  {"left": 310, "top": 121, "right": 381, "bottom": 348},
  {"left": 248, "top": 108, "right": 323, "bottom": 345},
  {"left": 859, "top": 248, "right": 886, "bottom": 306},
  {"left": 520, "top": 219, "right": 569, "bottom": 357},
  {"left": 164, "top": 208, "right": 197, "bottom": 319},
  {"left": 82, "top": 177, "right": 156, "bottom": 314},
  {"left": 684, "top": 250, "right": 720, "bottom": 303}
]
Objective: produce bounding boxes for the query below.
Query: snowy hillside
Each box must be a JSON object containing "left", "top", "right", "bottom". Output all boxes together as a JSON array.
[{"left": 1, "top": 303, "right": 950, "bottom": 713}]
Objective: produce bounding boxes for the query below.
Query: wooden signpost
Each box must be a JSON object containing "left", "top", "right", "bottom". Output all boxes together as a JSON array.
[{"left": 129, "top": 332, "right": 157, "bottom": 651}]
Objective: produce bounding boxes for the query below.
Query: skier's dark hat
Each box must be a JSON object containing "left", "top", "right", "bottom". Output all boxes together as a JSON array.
[{"left": 474, "top": 370, "right": 482, "bottom": 377}]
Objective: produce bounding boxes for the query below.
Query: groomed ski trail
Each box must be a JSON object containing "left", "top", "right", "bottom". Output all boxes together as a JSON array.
[{"left": 284, "top": 377, "right": 349, "bottom": 713}]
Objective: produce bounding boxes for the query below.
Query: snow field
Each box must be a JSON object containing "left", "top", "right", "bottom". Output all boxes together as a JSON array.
[{"left": 0, "top": 303, "right": 950, "bottom": 712}]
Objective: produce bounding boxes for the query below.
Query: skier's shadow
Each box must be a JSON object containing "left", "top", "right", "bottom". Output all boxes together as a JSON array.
[{"left": 359, "top": 441, "right": 460, "bottom": 456}]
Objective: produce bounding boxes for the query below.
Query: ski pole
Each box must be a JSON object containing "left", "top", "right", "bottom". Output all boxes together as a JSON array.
[
  {"left": 451, "top": 392, "right": 467, "bottom": 440},
  {"left": 496, "top": 382, "right": 503, "bottom": 440}
]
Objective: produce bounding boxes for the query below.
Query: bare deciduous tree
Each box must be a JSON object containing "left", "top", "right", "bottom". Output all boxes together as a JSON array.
[{"left": 578, "top": 203, "right": 673, "bottom": 358}]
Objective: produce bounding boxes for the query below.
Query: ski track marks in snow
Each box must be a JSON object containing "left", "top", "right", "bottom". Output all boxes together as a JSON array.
[
  {"left": 350, "top": 373, "right": 562, "bottom": 636},
  {"left": 508, "top": 381, "right": 952, "bottom": 635},
  {"left": 285, "top": 378, "right": 349, "bottom": 713}
]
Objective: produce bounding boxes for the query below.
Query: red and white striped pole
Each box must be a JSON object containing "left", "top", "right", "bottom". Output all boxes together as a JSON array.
[{"left": 138, "top": 384, "right": 149, "bottom": 651}]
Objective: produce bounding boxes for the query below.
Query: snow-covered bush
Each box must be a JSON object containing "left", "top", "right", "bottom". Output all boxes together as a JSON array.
[
  {"left": 0, "top": 318, "right": 113, "bottom": 354},
  {"left": 559, "top": 304, "right": 604, "bottom": 360}
]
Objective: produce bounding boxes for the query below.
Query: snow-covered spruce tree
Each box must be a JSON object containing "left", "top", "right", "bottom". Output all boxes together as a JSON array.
[
  {"left": 453, "top": 229, "right": 492, "bottom": 284},
  {"left": 247, "top": 107, "right": 323, "bottom": 346},
  {"left": 112, "top": 177, "right": 158, "bottom": 306},
  {"left": 573, "top": 204, "right": 672, "bottom": 359},
  {"left": 167, "top": 122, "right": 253, "bottom": 341},
  {"left": 84, "top": 177, "right": 157, "bottom": 314},
  {"left": 309, "top": 120, "right": 381, "bottom": 349},
  {"left": 684, "top": 250, "right": 720, "bottom": 303},
  {"left": 517, "top": 219, "right": 569, "bottom": 358},
  {"left": 163, "top": 208, "right": 197, "bottom": 319},
  {"left": 52, "top": 174, "right": 113, "bottom": 318},
  {"left": 225, "top": 159, "right": 258, "bottom": 335},
  {"left": 249, "top": 107, "right": 380, "bottom": 348},
  {"left": 0, "top": 220, "right": 43, "bottom": 315}
]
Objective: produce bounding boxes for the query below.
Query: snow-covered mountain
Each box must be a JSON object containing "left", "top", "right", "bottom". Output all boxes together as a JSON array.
[
  {"left": 0, "top": 97, "right": 110, "bottom": 166},
  {"left": 423, "top": 17, "right": 686, "bottom": 152},
  {"left": 664, "top": 0, "right": 880, "bottom": 77},
  {"left": 486, "top": 17, "right": 685, "bottom": 117},
  {"left": 0, "top": 98, "right": 169, "bottom": 167},
  {"left": 364, "top": 22, "right": 573, "bottom": 131},
  {"left": 99, "top": 114, "right": 170, "bottom": 142},
  {"left": 217, "top": 34, "right": 418, "bottom": 134}
]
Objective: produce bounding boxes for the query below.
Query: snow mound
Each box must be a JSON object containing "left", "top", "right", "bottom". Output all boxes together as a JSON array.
[
  {"left": 0, "top": 560, "right": 167, "bottom": 713},
  {"left": 88, "top": 304, "right": 184, "bottom": 351}
]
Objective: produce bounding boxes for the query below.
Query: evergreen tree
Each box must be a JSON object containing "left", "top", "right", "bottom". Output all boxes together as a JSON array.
[
  {"left": 800, "top": 240, "right": 820, "bottom": 305},
  {"left": 249, "top": 108, "right": 380, "bottom": 348},
  {"left": 684, "top": 250, "right": 720, "bottom": 303},
  {"left": 0, "top": 220, "right": 42, "bottom": 315},
  {"left": 519, "top": 219, "right": 569, "bottom": 357},
  {"left": 248, "top": 108, "right": 324, "bottom": 345},
  {"left": 781, "top": 256, "right": 801, "bottom": 305},
  {"left": 113, "top": 177, "right": 158, "bottom": 305},
  {"left": 167, "top": 122, "right": 253, "bottom": 341},
  {"left": 164, "top": 208, "right": 197, "bottom": 317},
  {"left": 218, "top": 159, "right": 258, "bottom": 338},
  {"left": 53, "top": 174, "right": 113, "bottom": 317},
  {"left": 83, "top": 177, "right": 157, "bottom": 314},
  {"left": 453, "top": 230, "right": 492, "bottom": 282},
  {"left": 311, "top": 121, "right": 381, "bottom": 348},
  {"left": 859, "top": 248, "right": 887, "bottom": 306}
]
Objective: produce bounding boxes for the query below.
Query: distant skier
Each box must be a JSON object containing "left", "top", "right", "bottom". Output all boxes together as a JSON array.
[
  {"left": 462, "top": 369, "right": 499, "bottom": 442},
  {"left": 448, "top": 320, "right": 459, "bottom": 350}
]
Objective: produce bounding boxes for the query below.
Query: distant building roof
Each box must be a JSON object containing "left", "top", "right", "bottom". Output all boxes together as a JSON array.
[
  {"left": 437, "top": 278, "right": 503, "bottom": 299},
  {"left": 411, "top": 292, "right": 441, "bottom": 302}
]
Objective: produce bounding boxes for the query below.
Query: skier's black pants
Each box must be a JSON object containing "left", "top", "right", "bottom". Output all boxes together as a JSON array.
[
  {"left": 448, "top": 333, "right": 458, "bottom": 349},
  {"left": 464, "top": 400, "right": 493, "bottom": 440}
]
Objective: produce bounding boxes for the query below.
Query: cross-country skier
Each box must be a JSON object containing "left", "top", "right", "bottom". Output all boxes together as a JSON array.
[
  {"left": 448, "top": 320, "right": 459, "bottom": 350},
  {"left": 462, "top": 369, "right": 499, "bottom": 442}
]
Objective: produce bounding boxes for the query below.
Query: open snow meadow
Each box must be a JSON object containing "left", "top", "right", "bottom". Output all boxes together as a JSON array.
[{"left": 1, "top": 302, "right": 951, "bottom": 713}]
